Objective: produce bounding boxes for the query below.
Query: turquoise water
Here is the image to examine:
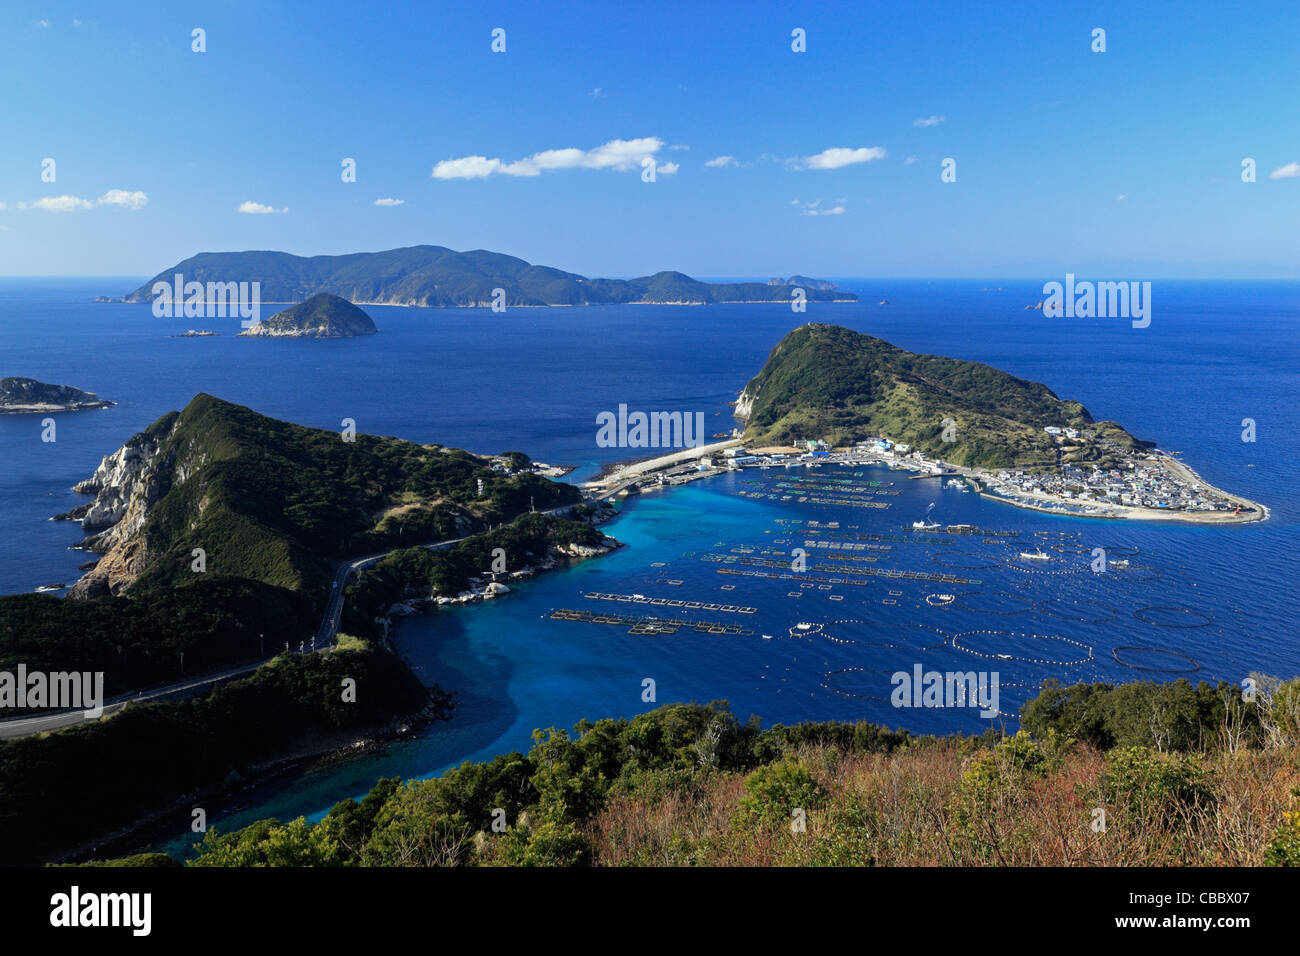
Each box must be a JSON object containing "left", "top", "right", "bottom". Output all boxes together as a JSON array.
[{"left": 157, "top": 461, "right": 1292, "bottom": 856}]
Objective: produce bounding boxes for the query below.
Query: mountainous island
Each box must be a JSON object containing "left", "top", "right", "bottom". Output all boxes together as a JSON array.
[
  {"left": 0, "top": 377, "right": 113, "bottom": 414},
  {"left": 736, "top": 324, "right": 1146, "bottom": 471},
  {"left": 110, "top": 245, "right": 857, "bottom": 307},
  {"left": 239, "top": 293, "right": 379, "bottom": 338}
]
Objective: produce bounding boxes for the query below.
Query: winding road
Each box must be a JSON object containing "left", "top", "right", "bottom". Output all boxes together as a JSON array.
[{"left": 0, "top": 503, "right": 580, "bottom": 740}]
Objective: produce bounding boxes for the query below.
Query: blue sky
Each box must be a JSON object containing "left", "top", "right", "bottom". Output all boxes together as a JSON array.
[{"left": 1, "top": 0, "right": 1297, "bottom": 278}]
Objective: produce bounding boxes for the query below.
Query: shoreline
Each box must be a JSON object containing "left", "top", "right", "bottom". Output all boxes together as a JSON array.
[
  {"left": 583, "top": 441, "right": 1267, "bottom": 527},
  {"left": 0, "top": 401, "right": 114, "bottom": 415}
]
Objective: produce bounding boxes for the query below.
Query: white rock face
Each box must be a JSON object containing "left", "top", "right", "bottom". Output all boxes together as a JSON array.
[
  {"left": 67, "top": 416, "right": 193, "bottom": 597},
  {"left": 734, "top": 389, "right": 755, "bottom": 422},
  {"left": 78, "top": 440, "right": 162, "bottom": 533}
]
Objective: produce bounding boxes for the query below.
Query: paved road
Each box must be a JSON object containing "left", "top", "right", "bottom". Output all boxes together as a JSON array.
[
  {"left": 0, "top": 660, "right": 267, "bottom": 739},
  {"left": 0, "top": 502, "right": 582, "bottom": 739}
]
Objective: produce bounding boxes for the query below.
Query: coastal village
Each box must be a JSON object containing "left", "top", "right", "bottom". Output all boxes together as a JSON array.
[{"left": 584, "top": 426, "right": 1263, "bottom": 524}]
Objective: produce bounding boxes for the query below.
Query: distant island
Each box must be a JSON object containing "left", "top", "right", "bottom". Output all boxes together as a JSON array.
[
  {"left": 0, "top": 377, "right": 113, "bottom": 414},
  {"left": 768, "top": 275, "right": 841, "bottom": 292},
  {"left": 106, "top": 245, "right": 857, "bottom": 307},
  {"left": 239, "top": 293, "right": 379, "bottom": 338}
]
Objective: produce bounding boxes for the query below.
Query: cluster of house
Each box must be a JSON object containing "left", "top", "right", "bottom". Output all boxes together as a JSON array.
[{"left": 990, "top": 453, "right": 1236, "bottom": 512}]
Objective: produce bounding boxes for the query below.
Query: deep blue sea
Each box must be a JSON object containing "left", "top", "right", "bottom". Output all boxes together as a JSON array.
[{"left": 0, "top": 277, "right": 1295, "bottom": 856}]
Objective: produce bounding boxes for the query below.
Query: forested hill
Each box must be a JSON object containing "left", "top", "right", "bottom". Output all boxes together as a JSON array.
[
  {"left": 67, "top": 392, "right": 579, "bottom": 598},
  {"left": 738, "top": 323, "right": 1145, "bottom": 470},
  {"left": 118, "top": 246, "right": 856, "bottom": 307}
]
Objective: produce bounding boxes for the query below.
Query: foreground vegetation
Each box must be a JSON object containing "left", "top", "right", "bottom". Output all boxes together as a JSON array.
[{"left": 118, "top": 677, "right": 1300, "bottom": 867}]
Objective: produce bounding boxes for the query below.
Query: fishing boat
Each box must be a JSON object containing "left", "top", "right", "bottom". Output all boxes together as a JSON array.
[
  {"left": 912, "top": 520, "right": 940, "bottom": 530},
  {"left": 1018, "top": 549, "right": 1051, "bottom": 561}
]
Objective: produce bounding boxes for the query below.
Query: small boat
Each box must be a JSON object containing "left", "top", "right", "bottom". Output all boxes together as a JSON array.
[
  {"left": 1019, "top": 549, "right": 1051, "bottom": 561},
  {"left": 912, "top": 520, "right": 940, "bottom": 530}
]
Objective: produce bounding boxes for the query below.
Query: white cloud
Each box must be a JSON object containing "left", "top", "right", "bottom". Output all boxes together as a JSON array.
[
  {"left": 36, "top": 19, "right": 50, "bottom": 27},
  {"left": 0, "top": 225, "right": 11, "bottom": 231},
  {"left": 1116, "top": 193, "right": 1129, "bottom": 201},
  {"left": 373, "top": 197, "right": 405, "bottom": 206},
  {"left": 19, "top": 190, "right": 147, "bottom": 212},
  {"left": 31, "top": 196, "right": 94, "bottom": 211},
  {"left": 98, "top": 189, "right": 148, "bottom": 209},
  {"left": 792, "top": 198, "right": 846, "bottom": 216},
  {"left": 238, "top": 200, "right": 288, "bottom": 214},
  {"left": 912, "top": 115, "right": 945, "bottom": 127},
  {"left": 1268, "top": 162, "right": 1300, "bottom": 180},
  {"left": 430, "top": 156, "right": 502, "bottom": 179},
  {"left": 657, "top": 161, "right": 679, "bottom": 175},
  {"left": 794, "top": 146, "right": 887, "bottom": 171},
  {"left": 903, "top": 156, "right": 919, "bottom": 165},
  {"left": 589, "top": 88, "right": 604, "bottom": 99},
  {"left": 432, "top": 137, "right": 666, "bottom": 179},
  {"left": 705, "top": 155, "right": 738, "bottom": 168},
  {"left": 0, "top": 202, "right": 6, "bottom": 210}
]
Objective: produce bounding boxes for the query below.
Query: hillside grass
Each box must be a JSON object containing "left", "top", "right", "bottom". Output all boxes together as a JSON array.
[{"left": 742, "top": 324, "right": 1145, "bottom": 471}]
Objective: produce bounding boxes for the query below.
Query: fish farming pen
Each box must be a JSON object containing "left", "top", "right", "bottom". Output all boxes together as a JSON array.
[
  {"left": 549, "top": 608, "right": 755, "bottom": 636},
  {"left": 904, "top": 525, "right": 1020, "bottom": 537},
  {"left": 795, "top": 528, "right": 957, "bottom": 545},
  {"left": 703, "top": 553, "right": 936, "bottom": 578},
  {"left": 801, "top": 539, "right": 893, "bottom": 552},
  {"left": 583, "top": 592, "right": 758, "bottom": 614},
  {"left": 736, "top": 490, "right": 892, "bottom": 509},
  {"left": 714, "top": 564, "right": 979, "bottom": 585}
]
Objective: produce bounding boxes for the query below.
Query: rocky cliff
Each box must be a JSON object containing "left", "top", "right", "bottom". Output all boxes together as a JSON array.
[{"left": 68, "top": 421, "right": 187, "bottom": 598}]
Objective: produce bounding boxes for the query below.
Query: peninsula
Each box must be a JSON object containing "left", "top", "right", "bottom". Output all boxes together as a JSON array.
[
  {"left": 587, "top": 324, "right": 1266, "bottom": 524},
  {"left": 239, "top": 293, "right": 378, "bottom": 338},
  {"left": 108, "top": 245, "right": 857, "bottom": 308},
  {"left": 0, "top": 377, "right": 113, "bottom": 414}
]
